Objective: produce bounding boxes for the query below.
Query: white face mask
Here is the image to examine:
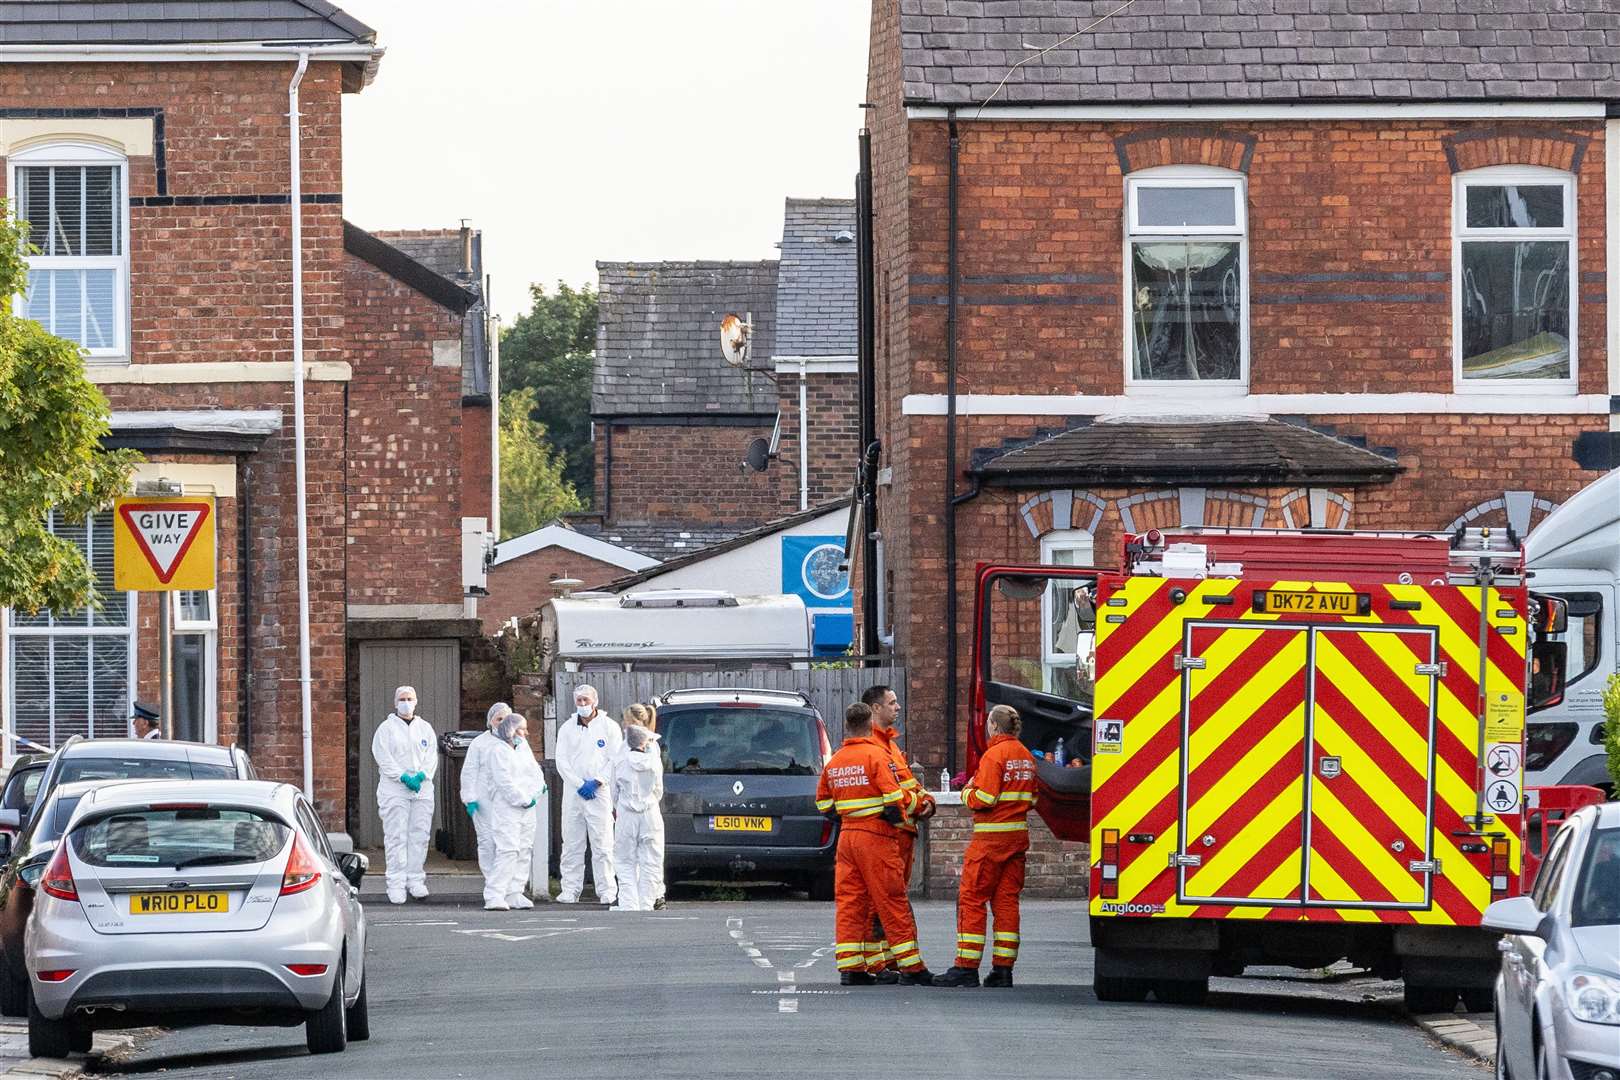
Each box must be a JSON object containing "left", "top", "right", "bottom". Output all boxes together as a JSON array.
[
  {"left": 576, "top": 704, "right": 593, "bottom": 718},
  {"left": 397, "top": 700, "right": 416, "bottom": 718}
]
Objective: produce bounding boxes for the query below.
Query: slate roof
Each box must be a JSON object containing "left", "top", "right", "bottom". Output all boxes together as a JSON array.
[
  {"left": 595, "top": 500, "right": 852, "bottom": 592},
  {"left": 570, "top": 520, "right": 745, "bottom": 564},
  {"left": 0, "top": 0, "right": 376, "bottom": 46},
  {"left": 593, "top": 261, "right": 779, "bottom": 418},
  {"left": 969, "top": 417, "right": 1403, "bottom": 486},
  {"left": 775, "top": 199, "right": 857, "bottom": 358},
  {"left": 371, "top": 228, "right": 490, "bottom": 399},
  {"left": 899, "top": 0, "right": 1620, "bottom": 106}
]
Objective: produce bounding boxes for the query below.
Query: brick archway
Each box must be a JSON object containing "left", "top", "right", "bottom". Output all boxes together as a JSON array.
[{"left": 1114, "top": 130, "right": 1256, "bottom": 175}]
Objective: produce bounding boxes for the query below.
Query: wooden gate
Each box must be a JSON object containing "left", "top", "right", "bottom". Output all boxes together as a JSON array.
[{"left": 356, "top": 640, "right": 461, "bottom": 851}]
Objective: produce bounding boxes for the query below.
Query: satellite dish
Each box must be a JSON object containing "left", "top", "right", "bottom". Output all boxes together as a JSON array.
[
  {"left": 719, "top": 313, "right": 752, "bottom": 368},
  {"left": 743, "top": 437, "right": 771, "bottom": 473}
]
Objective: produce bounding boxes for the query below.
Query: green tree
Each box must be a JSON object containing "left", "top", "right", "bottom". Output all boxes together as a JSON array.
[
  {"left": 500, "top": 386, "right": 581, "bottom": 539},
  {"left": 1603, "top": 671, "right": 1620, "bottom": 793},
  {"left": 500, "top": 281, "right": 596, "bottom": 500},
  {"left": 0, "top": 203, "right": 140, "bottom": 615}
]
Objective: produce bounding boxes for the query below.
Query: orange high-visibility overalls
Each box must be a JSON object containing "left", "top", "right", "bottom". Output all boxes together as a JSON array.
[
  {"left": 867, "top": 724, "right": 933, "bottom": 972},
  {"left": 816, "top": 735, "right": 925, "bottom": 974},
  {"left": 955, "top": 733, "right": 1037, "bottom": 970}
]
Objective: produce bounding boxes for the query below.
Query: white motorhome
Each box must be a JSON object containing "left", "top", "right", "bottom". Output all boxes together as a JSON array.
[
  {"left": 1525, "top": 469, "right": 1619, "bottom": 794},
  {"left": 532, "top": 589, "right": 815, "bottom": 743}
]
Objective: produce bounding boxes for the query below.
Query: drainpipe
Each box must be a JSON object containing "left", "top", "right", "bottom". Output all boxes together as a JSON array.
[
  {"left": 238, "top": 457, "right": 254, "bottom": 756},
  {"left": 799, "top": 360, "right": 809, "bottom": 511},
  {"left": 856, "top": 129, "right": 881, "bottom": 657},
  {"left": 943, "top": 109, "right": 962, "bottom": 774},
  {"left": 489, "top": 289, "right": 502, "bottom": 540},
  {"left": 287, "top": 50, "right": 315, "bottom": 800}
]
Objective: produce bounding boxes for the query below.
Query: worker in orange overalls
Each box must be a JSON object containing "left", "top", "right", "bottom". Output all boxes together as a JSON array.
[
  {"left": 816, "top": 701, "right": 937, "bottom": 987},
  {"left": 860, "top": 684, "right": 935, "bottom": 982},
  {"left": 934, "top": 704, "right": 1037, "bottom": 988}
]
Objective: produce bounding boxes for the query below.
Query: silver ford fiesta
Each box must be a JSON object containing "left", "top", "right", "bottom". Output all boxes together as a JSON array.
[{"left": 24, "top": 780, "right": 370, "bottom": 1058}]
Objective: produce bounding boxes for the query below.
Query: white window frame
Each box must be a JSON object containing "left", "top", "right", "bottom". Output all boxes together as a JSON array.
[
  {"left": 1452, "top": 165, "right": 1577, "bottom": 395},
  {"left": 1040, "top": 530, "right": 1095, "bottom": 694},
  {"left": 3, "top": 513, "right": 137, "bottom": 763},
  {"left": 171, "top": 590, "right": 218, "bottom": 743},
  {"left": 6, "top": 141, "right": 131, "bottom": 363},
  {"left": 1124, "top": 166, "right": 1250, "bottom": 394}
]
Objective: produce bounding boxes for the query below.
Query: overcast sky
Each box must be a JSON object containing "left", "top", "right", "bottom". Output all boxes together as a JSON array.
[{"left": 337, "top": 1, "right": 871, "bottom": 322}]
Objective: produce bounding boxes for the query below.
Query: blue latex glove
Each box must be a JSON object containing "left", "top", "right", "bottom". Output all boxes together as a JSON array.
[
  {"left": 400, "top": 773, "right": 421, "bottom": 793},
  {"left": 414, "top": 771, "right": 429, "bottom": 787},
  {"left": 464, "top": 801, "right": 479, "bottom": 817},
  {"left": 525, "top": 799, "right": 537, "bottom": 809},
  {"left": 578, "top": 779, "right": 600, "bottom": 800}
]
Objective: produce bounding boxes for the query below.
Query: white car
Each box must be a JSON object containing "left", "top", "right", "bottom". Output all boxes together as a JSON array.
[
  {"left": 1484, "top": 800, "right": 1620, "bottom": 1080},
  {"left": 25, "top": 781, "right": 369, "bottom": 1058}
]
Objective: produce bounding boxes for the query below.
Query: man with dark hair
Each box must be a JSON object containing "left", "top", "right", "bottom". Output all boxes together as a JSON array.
[
  {"left": 816, "top": 702, "right": 935, "bottom": 986},
  {"left": 858, "top": 685, "right": 933, "bottom": 980}
]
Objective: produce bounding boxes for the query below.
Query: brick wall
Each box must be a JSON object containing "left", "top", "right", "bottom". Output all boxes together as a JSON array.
[
  {"left": 776, "top": 370, "right": 861, "bottom": 511},
  {"left": 865, "top": 105, "right": 1614, "bottom": 773},
  {"left": 920, "top": 800, "right": 1090, "bottom": 900},
  {"left": 595, "top": 421, "right": 779, "bottom": 527},
  {"left": 462, "top": 402, "right": 493, "bottom": 523},
  {"left": 343, "top": 251, "right": 467, "bottom": 608},
  {"left": 482, "top": 547, "right": 629, "bottom": 633}
]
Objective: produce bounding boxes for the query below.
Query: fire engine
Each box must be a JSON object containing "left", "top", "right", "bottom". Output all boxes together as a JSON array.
[{"left": 969, "top": 526, "right": 1570, "bottom": 1010}]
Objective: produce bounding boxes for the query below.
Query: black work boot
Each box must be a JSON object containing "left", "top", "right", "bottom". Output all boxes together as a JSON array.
[
  {"left": 983, "top": 967, "right": 1014, "bottom": 988},
  {"left": 897, "top": 967, "right": 937, "bottom": 986},
  {"left": 932, "top": 966, "right": 982, "bottom": 988},
  {"left": 840, "top": 971, "right": 877, "bottom": 986},
  {"left": 872, "top": 969, "right": 900, "bottom": 985}
]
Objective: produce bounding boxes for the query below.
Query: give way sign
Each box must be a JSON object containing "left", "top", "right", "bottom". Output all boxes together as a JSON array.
[{"left": 113, "top": 496, "right": 216, "bottom": 591}]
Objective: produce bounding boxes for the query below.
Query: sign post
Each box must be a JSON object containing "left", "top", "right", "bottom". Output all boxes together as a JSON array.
[{"left": 114, "top": 493, "right": 216, "bottom": 739}]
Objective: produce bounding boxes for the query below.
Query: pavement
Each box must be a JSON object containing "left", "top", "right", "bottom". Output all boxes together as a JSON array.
[
  {"left": 0, "top": 1023, "right": 137, "bottom": 1079},
  {"left": 1414, "top": 1010, "right": 1497, "bottom": 1065},
  {"left": 73, "top": 898, "right": 1491, "bottom": 1080}
]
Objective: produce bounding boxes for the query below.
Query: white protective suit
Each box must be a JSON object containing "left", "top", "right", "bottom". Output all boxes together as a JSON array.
[
  {"left": 611, "top": 734, "right": 665, "bottom": 910},
  {"left": 459, "top": 730, "right": 507, "bottom": 903},
  {"left": 554, "top": 711, "right": 622, "bottom": 903},
  {"left": 371, "top": 712, "right": 439, "bottom": 895},
  {"left": 485, "top": 738, "right": 539, "bottom": 907},
  {"left": 509, "top": 737, "right": 547, "bottom": 901}
]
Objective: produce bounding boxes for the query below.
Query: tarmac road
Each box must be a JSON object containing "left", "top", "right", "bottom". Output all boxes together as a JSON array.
[{"left": 87, "top": 899, "right": 1485, "bottom": 1080}]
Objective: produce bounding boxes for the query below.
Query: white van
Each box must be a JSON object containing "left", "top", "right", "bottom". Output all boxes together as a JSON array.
[{"left": 1525, "top": 469, "right": 1619, "bottom": 794}]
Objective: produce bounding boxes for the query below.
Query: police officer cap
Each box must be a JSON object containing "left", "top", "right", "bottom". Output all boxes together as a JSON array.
[{"left": 130, "top": 701, "right": 160, "bottom": 723}]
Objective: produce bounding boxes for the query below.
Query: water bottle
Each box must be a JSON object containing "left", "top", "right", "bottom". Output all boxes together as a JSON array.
[
  {"left": 939, "top": 768, "right": 950, "bottom": 792},
  {"left": 1052, "top": 740, "right": 1066, "bottom": 767}
]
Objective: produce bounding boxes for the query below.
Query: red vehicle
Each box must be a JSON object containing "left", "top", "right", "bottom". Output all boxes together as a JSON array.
[{"left": 970, "top": 526, "right": 1570, "bottom": 1010}]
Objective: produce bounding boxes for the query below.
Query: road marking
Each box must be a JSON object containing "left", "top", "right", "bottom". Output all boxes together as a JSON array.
[
  {"left": 778, "top": 999, "right": 799, "bottom": 1013},
  {"left": 454, "top": 927, "right": 605, "bottom": 943},
  {"left": 375, "top": 920, "right": 459, "bottom": 927},
  {"left": 777, "top": 972, "right": 795, "bottom": 984}
]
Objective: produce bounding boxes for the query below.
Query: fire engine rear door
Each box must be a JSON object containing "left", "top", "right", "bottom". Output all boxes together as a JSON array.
[
  {"left": 1177, "top": 623, "right": 1311, "bottom": 907},
  {"left": 1304, "top": 626, "right": 1439, "bottom": 910}
]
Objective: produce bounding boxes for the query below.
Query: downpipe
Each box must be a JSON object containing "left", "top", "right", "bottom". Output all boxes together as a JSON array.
[
  {"left": 287, "top": 49, "right": 315, "bottom": 800},
  {"left": 943, "top": 108, "right": 962, "bottom": 774}
]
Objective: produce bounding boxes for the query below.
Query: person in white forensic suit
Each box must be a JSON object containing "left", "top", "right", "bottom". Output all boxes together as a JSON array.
[
  {"left": 484, "top": 712, "right": 544, "bottom": 911},
  {"left": 509, "top": 713, "right": 547, "bottom": 907},
  {"left": 618, "top": 703, "right": 667, "bottom": 908},
  {"left": 611, "top": 723, "right": 665, "bottom": 911},
  {"left": 461, "top": 702, "right": 510, "bottom": 908},
  {"left": 370, "top": 685, "right": 438, "bottom": 904},
  {"left": 554, "top": 684, "right": 621, "bottom": 905}
]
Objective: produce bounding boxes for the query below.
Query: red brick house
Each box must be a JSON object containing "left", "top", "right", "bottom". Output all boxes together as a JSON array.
[
  {"left": 0, "top": 2, "right": 495, "bottom": 844},
  {"left": 863, "top": 0, "right": 1620, "bottom": 773}
]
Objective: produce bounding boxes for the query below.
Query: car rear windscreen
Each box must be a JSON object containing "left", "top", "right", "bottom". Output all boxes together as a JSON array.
[
  {"left": 663, "top": 707, "right": 820, "bottom": 775},
  {"left": 71, "top": 808, "right": 290, "bottom": 869},
  {"left": 58, "top": 757, "right": 234, "bottom": 784}
]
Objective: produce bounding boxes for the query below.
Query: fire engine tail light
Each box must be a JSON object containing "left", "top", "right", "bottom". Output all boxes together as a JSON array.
[
  {"left": 1099, "top": 829, "right": 1120, "bottom": 900},
  {"left": 1490, "top": 836, "right": 1512, "bottom": 898}
]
